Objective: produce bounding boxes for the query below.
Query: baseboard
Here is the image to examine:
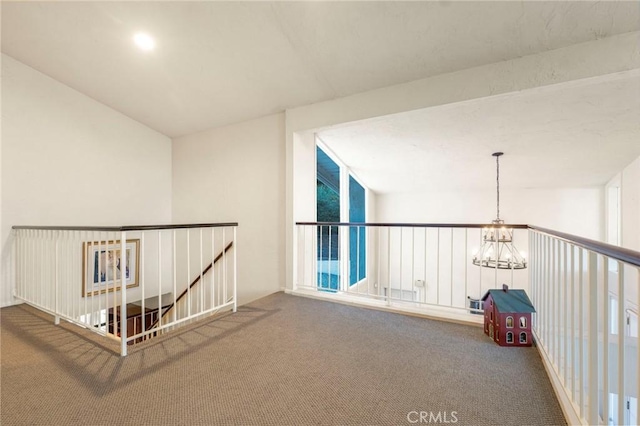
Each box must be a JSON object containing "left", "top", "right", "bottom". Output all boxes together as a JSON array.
[
  {"left": 532, "top": 329, "right": 583, "bottom": 425},
  {"left": 286, "top": 288, "right": 483, "bottom": 327}
]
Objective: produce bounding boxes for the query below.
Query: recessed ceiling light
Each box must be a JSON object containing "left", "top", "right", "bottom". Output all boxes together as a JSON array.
[{"left": 133, "top": 32, "right": 155, "bottom": 51}]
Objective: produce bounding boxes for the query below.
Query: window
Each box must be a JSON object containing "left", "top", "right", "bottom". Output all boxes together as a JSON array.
[
  {"left": 316, "top": 142, "right": 368, "bottom": 291},
  {"left": 506, "top": 316, "right": 514, "bottom": 328},
  {"left": 519, "top": 317, "right": 527, "bottom": 328},
  {"left": 490, "top": 310, "right": 493, "bottom": 322},
  {"left": 316, "top": 146, "right": 340, "bottom": 292},
  {"left": 506, "top": 332, "right": 514, "bottom": 344},
  {"left": 519, "top": 332, "right": 527, "bottom": 344},
  {"left": 489, "top": 324, "right": 494, "bottom": 339}
]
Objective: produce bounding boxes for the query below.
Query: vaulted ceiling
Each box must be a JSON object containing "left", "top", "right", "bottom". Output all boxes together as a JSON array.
[
  {"left": 2, "top": 1, "right": 639, "bottom": 192},
  {"left": 318, "top": 72, "right": 640, "bottom": 192},
  {"left": 3, "top": 1, "right": 638, "bottom": 138}
]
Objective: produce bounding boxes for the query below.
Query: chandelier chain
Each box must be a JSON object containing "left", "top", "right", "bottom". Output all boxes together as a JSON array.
[{"left": 496, "top": 154, "right": 500, "bottom": 221}]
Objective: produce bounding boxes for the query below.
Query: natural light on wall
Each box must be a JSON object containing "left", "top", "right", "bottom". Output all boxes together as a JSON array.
[{"left": 133, "top": 32, "right": 155, "bottom": 51}]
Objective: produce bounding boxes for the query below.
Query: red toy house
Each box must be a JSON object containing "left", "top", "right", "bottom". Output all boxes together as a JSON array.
[{"left": 481, "top": 285, "right": 535, "bottom": 347}]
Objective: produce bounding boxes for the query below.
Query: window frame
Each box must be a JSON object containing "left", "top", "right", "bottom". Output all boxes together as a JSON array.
[
  {"left": 519, "top": 316, "right": 527, "bottom": 329},
  {"left": 506, "top": 316, "right": 514, "bottom": 328},
  {"left": 315, "top": 138, "right": 369, "bottom": 291}
]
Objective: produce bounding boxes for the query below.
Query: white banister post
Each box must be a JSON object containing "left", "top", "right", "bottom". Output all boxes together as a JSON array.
[
  {"left": 602, "top": 257, "right": 609, "bottom": 423},
  {"left": 54, "top": 231, "right": 60, "bottom": 325},
  {"left": 120, "top": 231, "right": 127, "bottom": 357},
  {"left": 233, "top": 226, "right": 237, "bottom": 313},
  {"left": 587, "top": 251, "right": 598, "bottom": 425},
  {"left": 386, "top": 227, "right": 391, "bottom": 306},
  {"left": 617, "top": 262, "right": 625, "bottom": 426}
]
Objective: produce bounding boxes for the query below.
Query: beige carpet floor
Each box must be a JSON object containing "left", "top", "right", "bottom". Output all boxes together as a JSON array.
[{"left": 1, "top": 292, "right": 565, "bottom": 425}]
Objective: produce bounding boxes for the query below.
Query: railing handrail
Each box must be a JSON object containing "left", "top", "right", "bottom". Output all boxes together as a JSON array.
[
  {"left": 296, "top": 222, "right": 529, "bottom": 229},
  {"left": 12, "top": 222, "right": 239, "bottom": 232},
  {"left": 296, "top": 221, "right": 640, "bottom": 267},
  {"left": 528, "top": 225, "right": 640, "bottom": 268}
]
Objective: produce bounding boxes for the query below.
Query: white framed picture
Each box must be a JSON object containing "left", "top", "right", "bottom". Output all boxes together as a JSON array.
[{"left": 82, "top": 239, "right": 139, "bottom": 297}]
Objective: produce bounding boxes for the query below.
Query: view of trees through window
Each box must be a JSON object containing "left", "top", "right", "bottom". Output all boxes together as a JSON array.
[{"left": 317, "top": 180, "right": 340, "bottom": 222}]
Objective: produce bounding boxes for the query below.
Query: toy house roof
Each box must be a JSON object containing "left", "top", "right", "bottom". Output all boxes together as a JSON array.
[{"left": 481, "top": 289, "right": 535, "bottom": 313}]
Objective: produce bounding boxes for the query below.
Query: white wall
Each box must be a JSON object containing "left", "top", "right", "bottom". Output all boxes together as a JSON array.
[
  {"left": 285, "top": 33, "right": 637, "bottom": 290},
  {"left": 376, "top": 187, "right": 604, "bottom": 240},
  {"left": 369, "top": 187, "right": 601, "bottom": 313},
  {"left": 620, "top": 155, "right": 640, "bottom": 251},
  {"left": 1, "top": 55, "right": 172, "bottom": 307},
  {"left": 172, "top": 113, "right": 285, "bottom": 305},
  {"left": 614, "top": 155, "right": 640, "bottom": 315}
]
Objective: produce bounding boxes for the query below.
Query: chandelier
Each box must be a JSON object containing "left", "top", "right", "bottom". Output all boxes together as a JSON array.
[{"left": 472, "top": 152, "right": 527, "bottom": 269}]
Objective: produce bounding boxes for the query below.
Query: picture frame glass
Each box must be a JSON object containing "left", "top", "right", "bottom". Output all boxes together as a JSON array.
[{"left": 83, "top": 239, "right": 139, "bottom": 296}]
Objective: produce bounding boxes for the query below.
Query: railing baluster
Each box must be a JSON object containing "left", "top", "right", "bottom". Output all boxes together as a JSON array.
[
  {"left": 211, "top": 228, "right": 219, "bottom": 308},
  {"left": 91, "top": 233, "right": 97, "bottom": 329},
  {"left": 54, "top": 231, "right": 59, "bottom": 325},
  {"left": 223, "top": 227, "right": 227, "bottom": 304},
  {"left": 424, "top": 227, "right": 428, "bottom": 304},
  {"left": 321, "top": 225, "right": 325, "bottom": 290},
  {"left": 587, "top": 251, "right": 598, "bottom": 426},
  {"left": 377, "top": 227, "right": 381, "bottom": 297},
  {"left": 199, "top": 228, "right": 204, "bottom": 313},
  {"left": 617, "top": 261, "right": 624, "bottom": 426},
  {"left": 464, "top": 228, "right": 468, "bottom": 311},
  {"left": 478, "top": 228, "right": 482, "bottom": 301},
  {"left": 552, "top": 240, "right": 560, "bottom": 375},
  {"left": 399, "top": 227, "right": 403, "bottom": 301},
  {"left": 357, "top": 225, "right": 361, "bottom": 293},
  {"left": 173, "top": 229, "right": 178, "bottom": 322},
  {"left": 436, "top": 228, "right": 440, "bottom": 305},
  {"left": 450, "top": 228, "right": 453, "bottom": 307},
  {"left": 312, "top": 226, "right": 317, "bottom": 292},
  {"left": 187, "top": 229, "right": 191, "bottom": 317},
  {"left": 603, "top": 255, "right": 609, "bottom": 425},
  {"left": 563, "top": 242, "right": 568, "bottom": 386},
  {"left": 68, "top": 232, "right": 72, "bottom": 320},
  {"left": 570, "top": 243, "right": 575, "bottom": 402},
  {"left": 158, "top": 231, "right": 162, "bottom": 328},
  {"left": 578, "top": 247, "right": 584, "bottom": 418},
  {"left": 544, "top": 235, "right": 549, "bottom": 350},
  {"left": 233, "top": 226, "right": 237, "bottom": 313},
  {"left": 366, "top": 226, "right": 371, "bottom": 297},
  {"left": 511, "top": 230, "right": 515, "bottom": 287},
  {"left": 120, "top": 231, "right": 127, "bottom": 356},
  {"left": 411, "top": 228, "right": 415, "bottom": 302}
]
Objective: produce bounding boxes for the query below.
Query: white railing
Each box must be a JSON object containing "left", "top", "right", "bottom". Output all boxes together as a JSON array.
[
  {"left": 529, "top": 226, "right": 640, "bottom": 426},
  {"left": 294, "top": 222, "right": 530, "bottom": 322},
  {"left": 12, "top": 223, "right": 238, "bottom": 356},
  {"left": 294, "top": 221, "right": 640, "bottom": 425}
]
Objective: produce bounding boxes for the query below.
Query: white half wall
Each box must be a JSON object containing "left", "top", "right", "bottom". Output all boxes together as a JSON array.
[
  {"left": 1, "top": 55, "right": 172, "bottom": 307},
  {"left": 172, "top": 113, "right": 285, "bottom": 305}
]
